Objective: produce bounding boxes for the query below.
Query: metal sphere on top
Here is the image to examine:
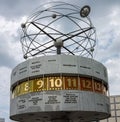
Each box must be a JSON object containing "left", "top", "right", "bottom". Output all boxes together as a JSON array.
[
  {"left": 21, "top": 23, "right": 26, "bottom": 28},
  {"left": 52, "top": 14, "right": 57, "bottom": 19},
  {"left": 20, "top": 1, "right": 96, "bottom": 59},
  {"left": 80, "top": 5, "right": 91, "bottom": 17},
  {"left": 54, "top": 39, "right": 63, "bottom": 48}
]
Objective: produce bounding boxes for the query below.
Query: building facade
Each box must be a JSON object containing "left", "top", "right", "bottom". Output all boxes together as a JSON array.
[{"left": 100, "top": 95, "right": 120, "bottom": 122}]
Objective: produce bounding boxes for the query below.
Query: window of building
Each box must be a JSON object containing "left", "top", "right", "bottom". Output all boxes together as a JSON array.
[
  {"left": 108, "top": 117, "right": 115, "bottom": 122},
  {"left": 110, "top": 104, "right": 115, "bottom": 110},
  {"left": 100, "top": 119, "right": 108, "bottom": 122},
  {"left": 111, "top": 110, "right": 115, "bottom": 117},
  {"left": 110, "top": 97, "right": 114, "bottom": 103},
  {"left": 117, "top": 117, "right": 120, "bottom": 121},
  {"left": 116, "top": 104, "right": 120, "bottom": 110},
  {"left": 116, "top": 110, "right": 120, "bottom": 116},
  {"left": 115, "top": 96, "right": 120, "bottom": 103}
]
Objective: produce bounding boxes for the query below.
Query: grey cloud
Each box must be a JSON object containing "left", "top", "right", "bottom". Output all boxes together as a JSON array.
[
  {"left": 0, "top": 34, "right": 20, "bottom": 68},
  {"left": 0, "top": 0, "right": 119, "bottom": 19},
  {"left": 0, "top": 52, "right": 16, "bottom": 68},
  {"left": 0, "top": 0, "right": 41, "bottom": 18}
]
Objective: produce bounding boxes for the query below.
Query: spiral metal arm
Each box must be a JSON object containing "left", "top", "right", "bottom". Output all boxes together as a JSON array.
[{"left": 20, "top": 1, "right": 96, "bottom": 59}]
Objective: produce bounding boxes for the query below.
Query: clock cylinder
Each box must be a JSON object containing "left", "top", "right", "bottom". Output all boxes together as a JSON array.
[{"left": 10, "top": 55, "right": 110, "bottom": 122}]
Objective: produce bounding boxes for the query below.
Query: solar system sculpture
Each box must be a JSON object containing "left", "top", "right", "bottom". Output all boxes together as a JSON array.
[{"left": 10, "top": 2, "right": 110, "bottom": 122}]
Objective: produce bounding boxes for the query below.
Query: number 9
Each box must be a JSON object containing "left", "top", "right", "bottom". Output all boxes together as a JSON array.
[{"left": 37, "top": 79, "right": 44, "bottom": 89}]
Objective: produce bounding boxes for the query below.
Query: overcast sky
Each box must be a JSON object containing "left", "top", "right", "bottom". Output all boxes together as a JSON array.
[{"left": 0, "top": 0, "right": 120, "bottom": 122}]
